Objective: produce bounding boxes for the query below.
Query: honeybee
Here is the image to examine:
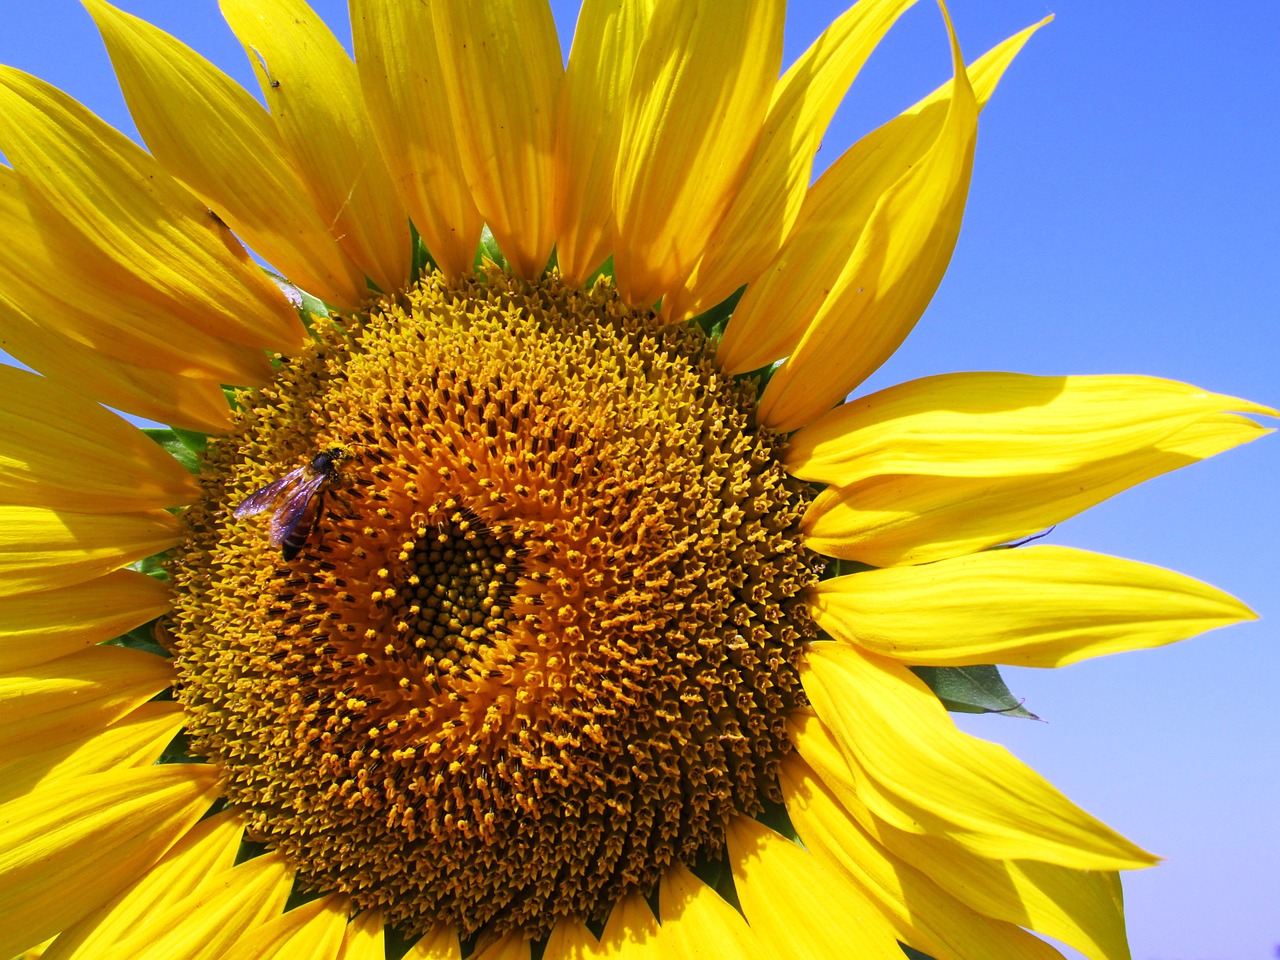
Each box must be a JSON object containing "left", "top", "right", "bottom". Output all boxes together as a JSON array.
[{"left": 234, "top": 448, "right": 346, "bottom": 560}]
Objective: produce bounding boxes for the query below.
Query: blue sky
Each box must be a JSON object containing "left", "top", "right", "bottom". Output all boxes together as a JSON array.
[{"left": 2, "top": 2, "right": 1277, "bottom": 958}]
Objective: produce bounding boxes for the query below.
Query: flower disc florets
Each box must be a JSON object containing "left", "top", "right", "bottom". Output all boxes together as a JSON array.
[{"left": 170, "top": 271, "right": 820, "bottom": 937}]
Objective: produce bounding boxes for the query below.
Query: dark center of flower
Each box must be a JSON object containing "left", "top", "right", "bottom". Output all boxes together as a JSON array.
[{"left": 169, "top": 271, "right": 819, "bottom": 939}]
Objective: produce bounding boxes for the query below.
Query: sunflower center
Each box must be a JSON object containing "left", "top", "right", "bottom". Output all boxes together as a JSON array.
[
  {"left": 169, "top": 271, "right": 819, "bottom": 938},
  {"left": 391, "top": 505, "right": 521, "bottom": 670}
]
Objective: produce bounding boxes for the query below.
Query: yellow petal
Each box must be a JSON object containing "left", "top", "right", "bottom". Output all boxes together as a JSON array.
[
  {"left": 88, "top": 852, "right": 297, "bottom": 960},
  {"left": 653, "top": 862, "right": 766, "bottom": 959},
  {"left": 0, "top": 702, "right": 183, "bottom": 806},
  {"left": 84, "top": 0, "right": 370, "bottom": 309},
  {"left": 0, "top": 570, "right": 170, "bottom": 672},
  {"left": 350, "top": 0, "right": 484, "bottom": 280},
  {"left": 0, "top": 68, "right": 301, "bottom": 356},
  {"left": 0, "top": 365, "right": 197, "bottom": 512},
  {"left": 725, "top": 814, "right": 903, "bottom": 960},
  {"left": 554, "top": 0, "right": 656, "bottom": 284},
  {"left": 1004, "top": 864, "right": 1129, "bottom": 960},
  {"left": 0, "top": 505, "right": 180, "bottom": 598},
  {"left": 0, "top": 646, "right": 172, "bottom": 759},
  {"left": 0, "top": 764, "right": 220, "bottom": 960},
  {"left": 0, "top": 296, "right": 232, "bottom": 433},
  {"left": 668, "top": 0, "right": 922, "bottom": 321},
  {"left": 786, "top": 371, "right": 1276, "bottom": 485},
  {"left": 612, "top": 0, "right": 784, "bottom": 307},
  {"left": 811, "top": 544, "right": 1255, "bottom": 667},
  {"left": 216, "top": 895, "right": 349, "bottom": 960},
  {"left": 429, "top": 0, "right": 561, "bottom": 280},
  {"left": 756, "top": 3, "right": 977, "bottom": 432},
  {"left": 38, "top": 811, "right": 244, "bottom": 960},
  {"left": 803, "top": 410, "right": 1271, "bottom": 566},
  {"left": 542, "top": 918, "right": 600, "bottom": 960},
  {"left": 718, "top": 17, "right": 1047, "bottom": 378},
  {"left": 802, "top": 642, "right": 1155, "bottom": 869},
  {"left": 789, "top": 711, "right": 1132, "bottom": 960},
  {"left": 778, "top": 753, "right": 1071, "bottom": 960},
  {"left": 219, "top": 0, "right": 413, "bottom": 294},
  {"left": 473, "top": 930, "right": 531, "bottom": 960},
  {"left": 0, "top": 165, "right": 274, "bottom": 385},
  {"left": 336, "top": 909, "right": 386, "bottom": 960},
  {"left": 401, "top": 925, "right": 462, "bottom": 960},
  {"left": 583, "top": 888, "right": 658, "bottom": 960}
]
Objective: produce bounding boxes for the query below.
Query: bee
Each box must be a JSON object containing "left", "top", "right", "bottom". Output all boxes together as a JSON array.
[{"left": 234, "top": 448, "right": 347, "bottom": 560}]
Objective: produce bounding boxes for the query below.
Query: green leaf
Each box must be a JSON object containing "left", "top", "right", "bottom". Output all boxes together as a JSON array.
[
  {"left": 899, "top": 945, "right": 938, "bottom": 960},
  {"left": 911, "top": 664, "right": 1040, "bottom": 720}
]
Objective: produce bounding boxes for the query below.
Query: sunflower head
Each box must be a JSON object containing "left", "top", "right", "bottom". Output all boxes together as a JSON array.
[{"left": 169, "top": 270, "right": 820, "bottom": 936}]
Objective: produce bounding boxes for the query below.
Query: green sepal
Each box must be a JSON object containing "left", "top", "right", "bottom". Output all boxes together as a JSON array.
[
  {"left": 689, "top": 285, "right": 744, "bottom": 340},
  {"left": 297, "top": 288, "right": 334, "bottom": 332},
  {"left": 475, "top": 225, "right": 509, "bottom": 272},
  {"left": 173, "top": 426, "right": 209, "bottom": 455},
  {"left": 158, "top": 731, "right": 201, "bottom": 765},
  {"left": 142, "top": 427, "right": 206, "bottom": 474},
  {"left": 383, "top": 926, "right": 421, "bottom": 960},
  {"left": 261, "top": 265, "right": 334, "bottom": 334},
  {"left": 831, "top": 557, "right": 875, "bottom": 577},
  {"left": 911, "top": 664, "right": 1040, "bottom": 720},
  {"left": 584, "top": 254, "right": 615, "bottom": 288},
  {"left": 127, "top": 550, "right": 171, "bottom": 581},
  {"left": 687, "top": 854, "right": 726, "bottom": 901},
  {"left": 754, "top": 796, "right": 800, "bottom": 843},
  {"left": 410, "top": 221, "right": 439, "bottom": 283},
  {"left": 739, "top": 357, "right": 785, "bottom": 399},
  {"left": 899, "top": 945, "right": 938, "bottom": 960},
  {"left": 233, "top": 834, "right": 272, "bottom": 867},
  {"left": 711, "top": 862, "right": 741, "bottom": 914},
  {"left": 105, "top": 617, "right": 168, "bottom": 658},
  {"left": 281, "top": 884, "right": 330, "bottom": 916}
]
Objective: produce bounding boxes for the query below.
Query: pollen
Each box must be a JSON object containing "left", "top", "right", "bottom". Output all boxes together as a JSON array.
[{"left": 168, "top": 271, "right": 819, "bottom": 938}]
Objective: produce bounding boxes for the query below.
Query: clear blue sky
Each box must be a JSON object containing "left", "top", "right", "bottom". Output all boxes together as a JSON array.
[{"left": 2, "top": 2, "right": 1276, "bottom": 958}]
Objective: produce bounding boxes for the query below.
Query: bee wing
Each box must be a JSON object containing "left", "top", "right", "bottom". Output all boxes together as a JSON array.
[
  {"left": 280, "top": 495, "right": 325, "bottom": 561},
  {"left": 268, "top": 473, "right": 330, "bottom": 547},
  {"left": 233, "top": 467, "right": 305, "bottom": 518}
]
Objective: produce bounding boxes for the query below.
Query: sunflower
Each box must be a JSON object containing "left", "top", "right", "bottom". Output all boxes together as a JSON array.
[{"left": 0, "top": 0, "right": 1271, "bottom": 958}]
